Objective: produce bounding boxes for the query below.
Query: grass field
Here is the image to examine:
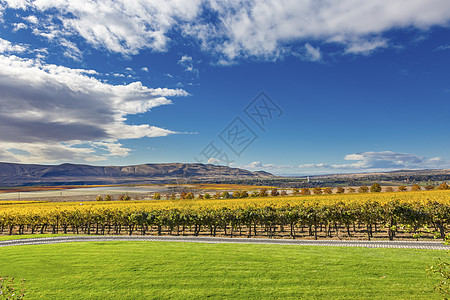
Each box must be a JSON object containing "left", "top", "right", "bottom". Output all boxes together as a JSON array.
[{"left": 0, "top": 241, "right": 445, "bottom": 299}]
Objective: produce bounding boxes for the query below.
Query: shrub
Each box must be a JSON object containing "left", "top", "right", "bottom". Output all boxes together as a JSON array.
[
  {"left": 323, "top": 187, "right": 332, "bottom": 194},
  {"left": 119, "top": 194, "right": 131, "bottom": 201},
  {"left": 292, "top": 188, "right": 299, "bottom": 195},
  {"left": 398, "top": 185, "right": 407, "bottom": 192},
  {"left": 271, "top": 189, "right": 279, "bottom": 197},
  {"left": 313, "top": 187, "right": 323, "bottom": 195},
  {"left": 104, "top": 194, "right": 112, "bottom": 201},
  {"left": 259, "top": 189, "right": 268, "bottom": 197},
  {"left": 153, "top": 193, "right": 161, "bottom": 200},
  {"left": 438, "top": 182, "right": 450, "bottom": 190},
  {"left": 95, "top": 195, "right": 103, "bottom": 201},
  {"left": 358, "top": 186, "right": 369, "bottom": 193},
  {"left": 370, "top": 183, "right": 382, "bottom": 193},
  {"left": 221, "top": 192, "right": 231, "bottom": 199},
  {"left": 411, "top": 184, "right": 422, "bottom": 191},
  {"left": 204, "top": 193, "right": 211, "bottom": 199},
  {"left": 336, "top": 187, "right": 345, "bottom": 194},
  {"left": 425, "top": 185, "right": 435, "bottom": 191},
  {"left": 300, "top": 188, "right": 310, "bottom": 195}
]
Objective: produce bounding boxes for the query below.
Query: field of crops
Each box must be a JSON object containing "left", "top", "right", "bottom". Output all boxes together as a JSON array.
[{"left": 1, "top": 190, "right": 450, "bottom": 240}]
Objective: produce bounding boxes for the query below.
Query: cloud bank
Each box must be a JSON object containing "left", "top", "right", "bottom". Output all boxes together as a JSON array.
[
  {"left": 0, "top": 40, "right": 187, "bottom": 163},
  {"left": 1, "top": 0, "right": 450, "bottom": 62},
  {"left": 245, "top": 151, "right": 450, "bottom": 175}
]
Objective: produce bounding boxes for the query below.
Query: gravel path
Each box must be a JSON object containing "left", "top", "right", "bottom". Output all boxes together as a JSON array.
[{"left": 1, "top": 236, "right": 449, "bottom": 250}]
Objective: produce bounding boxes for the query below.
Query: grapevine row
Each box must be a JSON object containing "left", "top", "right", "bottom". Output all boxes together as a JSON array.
[{"left": 1, "top": 200, "right": 449, "bottom": 240}]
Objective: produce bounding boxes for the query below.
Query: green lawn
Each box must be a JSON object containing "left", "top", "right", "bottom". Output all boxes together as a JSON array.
[{"left": 0, "top": 241, "right": 446, "bottom": 299}]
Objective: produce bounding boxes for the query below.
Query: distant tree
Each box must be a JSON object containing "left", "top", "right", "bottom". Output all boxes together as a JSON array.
[
  {"left": 180, "top": 192, "right": 187, "bottom": 199},
  {"left": 213, "top": 192, "right": 221, "bottom": 199},
  {"left": 251, "top": 191, "right": 259, "bottom": 197},
  {"left": 411, "top": 184, "right": 422, "bottom": 191},
  {"left": 185, "top": 192, "right": 195, "bottom": 199},
  {"left": 152, "top": 193, "right": 161, "bottom": 200},
  {"left": 271, "top": 189, "right": 279, "bottom": 197},
  {"left": 104, "top": 194, "right": 112, "bottom": 201},
  {"left": 221, "top": 191, "right": 231, "bottom": 199},
  {"left": 197, "top": 193, "right": 204, "bottom": 199},
  {"left": 204, "top": 193, "right": 211, "bottom": 199},
  {"left": 95, "top": 195, "right": 103, "bottom": 201},
  {"left": 370, "top": 183, "right": 382, "bottom": 193},
  {"left": 259, "top": 189, "right": 268, "bottom": 197},
  {"left": 398, "top": 185, "right": 407, "bottom": 192},
  {"left": 292, "top": 188, "right": 300, "bottom": 195},
  {"left": 300, "top": 188, "right": 311, "bottom": 195},
  {"left": 336, "top": 187, "right": 345, "bottom": 194},
  {"left": 348, "top": 187, "right": 356, "bottom": 193},
  {"left": 280, "top": 190, "right": 288, "bottom": 196},
  {"left": 232, "top": 191, "right": 241, "bottom": 198},
  {"left": 240, "top": 190, "right": 248, "bottom": 198},
  {"left": 424, "top": 185, "right": 435, "bottom": 191},
  {"left": 358, "top": 185, "right": 369, "bottom": 193},
  {"left": 313, "top": 187, "right": 323, "bottom": 195},
  {"left": 385, "top": 187, "right": 394, "bottom": 193},
  {"left": 170, "top": 194, "right": 176, "bottom": 200},
  {"left": 438, "top": 182, "right": 450, "bottom": 190},
  {"left": 323, "top": 187, "right": 332, "bottom": 194},
  {"left": 119, "top": 194, "right": 131, "bottom": 201}
]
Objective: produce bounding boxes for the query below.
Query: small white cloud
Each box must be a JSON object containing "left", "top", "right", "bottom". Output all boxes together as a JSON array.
[
  {"left": 435, "top": 44, "right": 450, "bottom": 51},
  {"left": 304, "top": 43, "right": 321, "bottom": 61},
  {"left": 207, "top": 158, "right": 222, "bottom": 165},
  {"left": 0, "top": 38, "right": 27, "bottom": 53},
  {"left": 12, "top": 22, "right": 27, "bottom": 32},
  {"left": 24, "top": 15, "right": 38, "bottom": 24},
  {"left": 164, "top": 73, "right": 173, "bottom": 78},
  {"left": 141, "top": 67, "right": 149, "bottom": 72},
  {"left": 125, "top": 67, "right": 133, "bottom": 71},
  {"left": 178, "top": 55, "right": 197, "bottom": 73},
  {"left": 344, "top": 38, "right": 388, "bottom": 55}
]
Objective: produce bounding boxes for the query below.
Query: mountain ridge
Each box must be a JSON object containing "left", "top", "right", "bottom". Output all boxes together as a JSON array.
[{"left": 0, "top": 162, "right": 276, "bottom": 186}]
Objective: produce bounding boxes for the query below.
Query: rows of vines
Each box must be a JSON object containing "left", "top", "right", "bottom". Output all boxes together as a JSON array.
[{"left": 2, "top": 191, "right": 450, "bottom": 240}]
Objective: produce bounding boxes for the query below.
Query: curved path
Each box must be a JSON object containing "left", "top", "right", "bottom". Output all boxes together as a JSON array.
[{"left": 1, "top": 235, "right": 449, "bottom": 250}]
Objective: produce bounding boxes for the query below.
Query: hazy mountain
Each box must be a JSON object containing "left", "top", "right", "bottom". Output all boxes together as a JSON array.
[{"left": 0, "top": 162, "right": 275, "bottom": 186}]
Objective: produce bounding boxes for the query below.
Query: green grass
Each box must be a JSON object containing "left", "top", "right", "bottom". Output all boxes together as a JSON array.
[{"left": 0, "top": 241, "right": 446, "bottom": 299}]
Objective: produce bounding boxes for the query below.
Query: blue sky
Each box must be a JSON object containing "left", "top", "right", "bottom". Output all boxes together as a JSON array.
[{"left": 0, "top": 0, "right": 450, "bottom": 175}]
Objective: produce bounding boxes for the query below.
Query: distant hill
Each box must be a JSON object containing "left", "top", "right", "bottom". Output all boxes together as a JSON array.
[{"left": 0, "top": 162, "right": 276, "bottom": 186}]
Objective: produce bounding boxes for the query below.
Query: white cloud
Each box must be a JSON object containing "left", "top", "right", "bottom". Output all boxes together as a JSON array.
[
  {"left": 178, "top": 55, "right": 197, "bottom": 73},
  {"left": 24, "top": 15, "right": 38, "bottom": 24},
  {"left": 243, "top": 151, "right": 450, "bottom": 175},
  {"left": 4, "top": 0, "right": 450, "bottom": 61},
  {"left": 12, "top": 22, "right": 27, "bottom": 32},
  {"left": 0, "top": 51, "right": 188, "bottom": 163},
  {"left": 435, "top": 44, "right": 450, "bottom": 51},
  {"left": 141, "top": 67, "right": 149, "bottom": 72},
  {"left": 184, "top": 0, "right": 450, "bottom": 62},
  {"left": 304, "top": 43, "right": 321, "bottom": 61},
  {"left": 0, "top": 38, "right": 27, "bottom": 53},
  {"left": 344, "top": 38, "right": 388, "bottom": 55},
  {"left": 207, "top": 158, "right": 221, "bottom": 164}
]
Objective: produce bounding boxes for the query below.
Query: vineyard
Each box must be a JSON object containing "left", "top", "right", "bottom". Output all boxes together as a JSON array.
[{"left": 1, "top": 190, "right": 450, "bottom": 240}]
